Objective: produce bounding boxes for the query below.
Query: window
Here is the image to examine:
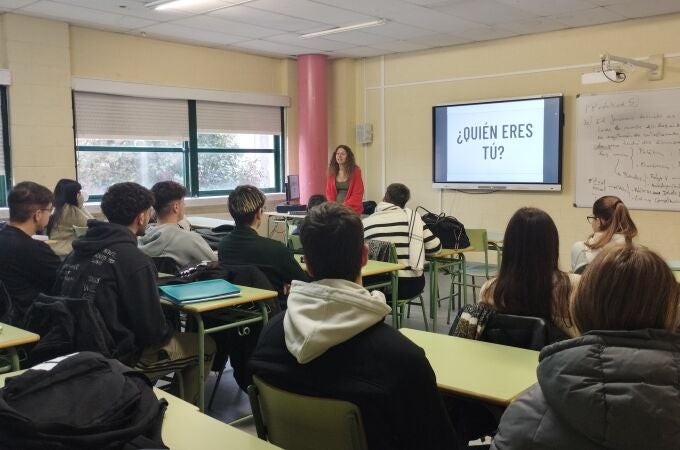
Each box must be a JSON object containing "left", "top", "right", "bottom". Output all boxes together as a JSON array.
[
  {"left": 0, "top": 86, "right": 10, "bottom": 207},
  {"left": 73, "top": 92, "right": 284, "bottom": 198}
]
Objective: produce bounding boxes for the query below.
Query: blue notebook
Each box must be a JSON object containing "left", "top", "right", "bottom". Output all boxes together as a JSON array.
[{"left": 159, "top": 279, "right": 241, "bottom": 304}]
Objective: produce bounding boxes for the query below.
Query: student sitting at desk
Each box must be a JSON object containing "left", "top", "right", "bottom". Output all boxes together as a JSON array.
[
  {"left": 362, "top": 183, "right": 441, "bottom": 299},
  {"left": 492, "top": 245, "right": 680, "bottom": 450},
  {"left": 571, "top": 195, "right": 637, "bottom": 273},
  {"left": 46, "top": 179, "right": 93, "bottom": 258},
  {"left": 479, "top": 207, "right": 579, "bottom": 339},
  {"left": 0, "top": 181, "right": 60, "bottom": 326},
  {"left": 55, "top": 182, "right": 215, "bottom": 404},
  {"left": 218, "top": 185, "right": 308, "bottom": 306},
  {"left": 138, "top": 180, "right": 216, "bottom": 267},
  {"left": 249, "top": 202, "right": 458, "bottom": 449}
]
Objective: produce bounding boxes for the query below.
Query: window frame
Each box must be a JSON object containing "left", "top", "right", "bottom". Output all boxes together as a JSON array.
[
  {"left": 0, "top": 86, "right": 10, "bottom": 207},
  {"left": 73, "top": 94, "right": 285, "bottom": 199}
]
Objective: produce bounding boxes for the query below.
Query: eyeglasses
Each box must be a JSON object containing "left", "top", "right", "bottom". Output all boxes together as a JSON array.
[
  {"left": 37, "top": 207, "right": 54, "bottom": 214},
  {"left": 586, "top": 215, "right": 598, "bottom": 224}
]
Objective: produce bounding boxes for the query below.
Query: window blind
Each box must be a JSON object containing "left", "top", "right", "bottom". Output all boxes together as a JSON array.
[
  {"left": 0, "top": 111, "right": 5, "bottom": 177},
  {"left": 73, "top": 92, "right": 189, "bottom": 140},
  {"left": 196, "top": 101, "right": 281, "bottom": 135}
]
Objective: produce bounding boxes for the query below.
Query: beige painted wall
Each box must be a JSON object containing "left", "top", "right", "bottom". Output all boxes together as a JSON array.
[
  {"left": 355, "top": 13, "right": 680, "bottom": 265},
  {"left": 0, "top": 14, "right": 296, "bottom": 206}
]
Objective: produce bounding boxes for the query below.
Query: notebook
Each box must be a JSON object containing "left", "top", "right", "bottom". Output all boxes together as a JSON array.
[{"left": 159, "top": 279, "right": 241, "bottom": 305}]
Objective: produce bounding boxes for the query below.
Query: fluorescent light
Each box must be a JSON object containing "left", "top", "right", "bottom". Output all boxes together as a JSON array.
[
  {"left": 146, "top": 0, "right": 254, "bottom": 11},
  {"left": 300, "top": 19, "right": 387, "bottom": 39}
]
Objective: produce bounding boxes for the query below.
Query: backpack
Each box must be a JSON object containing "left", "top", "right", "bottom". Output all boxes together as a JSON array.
[
  {"left": 417, "top": 206, "right": 471, "bottom": 250},
  {"left": 0, "top": 352, "right": 168, "bottom": 450}
]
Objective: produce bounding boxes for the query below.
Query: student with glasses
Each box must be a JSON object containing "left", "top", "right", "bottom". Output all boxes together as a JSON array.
[
  {"left": 0, "top": 181, "right": 61, "bottom": 326},
  {"left": 570, "top": 195, "right": 638, "bottom": 273}
]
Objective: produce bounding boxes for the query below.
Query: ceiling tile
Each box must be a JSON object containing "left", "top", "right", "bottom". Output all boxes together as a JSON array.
[
  {"left": 234, "top": 38, "right": 317, "bottom": 56},
  {"left": 20, "top": 1, "right": 156, "bottom": 29},
  {"left": 403, "top": 0, "right": 467, "bottom": 5},
  {"left": 368, "top": 40, "right": 434, "bottom": 53},
  {"left": 409, "top": 33, "right": 473, "bottom": 47},
  {"left": 209, "top": 5, "right": 325, "bottom": 32},
  {"left": 496, "top": 0, "right": 597, "bottom": 16},
  {"left": 52, "top": 0, "right": 191, "bottom": 20},
  {"left": 362, "top": 21, "right": 438, "bottom": 39},
  {"left": 0, "top": 0, "right": 37, "bottom": 9},
  {"left": 246, "top": 0, "right": 375, "bottom": 26},
  {"left": 553, "top": 6, "right": 627, "bottom": 27},
  {"left": 455, "top": 25, "right": 519, "bottom": 41},
  {"left": 318, "top": 30, "right": 395, "bottom": 46},
  {"left": 331, "top": 46, "right": 390, "bottom": 58},
  {"left": 266, "top": 33, "right": 356, "bottom": 51},
  {"left": 603, "top": 0, "right": 680, "bottom": 19},
  {"left": 140, "top": 22, "right": 249, "bottom": 45},
  {"left": 433, "top": 0, "right": 538, "bottom": 25},
  {"left": 171, "top": 14, "right": 278, "bottom": 38},
  {"left": 498, "top": 17, "right": 567, "bottom": 34}
]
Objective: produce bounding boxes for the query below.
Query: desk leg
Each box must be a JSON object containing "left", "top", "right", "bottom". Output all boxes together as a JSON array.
[
  {"left": 9, "top": 348, "right": 19, "bottom": 372},
  {"left": 429, "top": 260, "right": 439, "bottom": 333},
  {"left": 391, "top": 271, "right": 399, "bottom": 328},
  {"left": 460, "top": 253, "right": 467, "bottom": 308},
  {"left": 194, "top": 312, "right": 206, "bottom": 413}
]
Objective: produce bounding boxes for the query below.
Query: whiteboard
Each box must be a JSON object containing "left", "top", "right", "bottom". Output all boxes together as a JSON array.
[{"left": 575, "top": 88, "right": 680, "bottom": 211}]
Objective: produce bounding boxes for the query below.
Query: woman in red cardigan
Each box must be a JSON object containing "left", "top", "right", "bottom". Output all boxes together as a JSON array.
[{"left": 325, "top": 145, "right": 364, "bottom": 214}]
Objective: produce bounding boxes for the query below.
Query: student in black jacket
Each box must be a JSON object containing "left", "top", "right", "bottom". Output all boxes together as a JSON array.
[
  {"left": 249, "top": 203, "right": 458, "bottom": 449},
  {"left": 55, "top": 182, "right": 215, "bottom": 403},
  {"left": 0, "top": 181, "right": 60, "bottom": 326},
  {"left": 218, "top": 185, "right": 308, "bottom": 305}
]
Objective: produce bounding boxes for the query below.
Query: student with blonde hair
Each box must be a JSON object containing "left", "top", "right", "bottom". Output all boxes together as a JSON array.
[
  {"left": 571, "top": 195, "right": 637, "bottom": 272},
  {"left": 492, "top": 245, "right": 680, "bottom": 450}
]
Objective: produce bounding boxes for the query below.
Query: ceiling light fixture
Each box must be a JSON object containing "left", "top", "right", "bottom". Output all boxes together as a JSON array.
[
  {"left": 145, "top": 0, "right": 254, "bottom": 11},
  {"left": 300, "top": 19, "right": 387, "bottom": 39}
]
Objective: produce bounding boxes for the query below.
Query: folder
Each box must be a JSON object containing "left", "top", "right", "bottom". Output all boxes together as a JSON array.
[{"left": 159, "top": 279, "right": 241, "bottom": 305}]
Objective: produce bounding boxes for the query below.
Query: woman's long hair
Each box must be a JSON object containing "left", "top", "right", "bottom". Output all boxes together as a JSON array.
[
  {"left": 587, "top": 195, "right": 638, "bottom": 249},
  {"left": 328, "top": 145, "right": 357, "bottom": 178},
  {"left": 483, "top": 207, "right": 572, "bottom": 328},
  {"left": 47, "top": 179, "right": 81, "bottom": 235}
]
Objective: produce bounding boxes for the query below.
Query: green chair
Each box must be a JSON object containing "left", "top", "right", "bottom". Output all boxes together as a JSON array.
[
  {"left": 449, "top": 229, "right": 498, "bottom": 324},
  {"left": 366, "top": 239, "right": 429, "bottom": 331},
  {"left": 287, "top": 234, "right": 304, "bottom": 254},
  {"left": 248, "top": 376, "right": 368, "bottom": 450}
]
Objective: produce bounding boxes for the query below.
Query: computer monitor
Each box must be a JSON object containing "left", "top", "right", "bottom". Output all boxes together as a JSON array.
[{"left": 286, "top": 175, "right": 300, "bottom": 204}]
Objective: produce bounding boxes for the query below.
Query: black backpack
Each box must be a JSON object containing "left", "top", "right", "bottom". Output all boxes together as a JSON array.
[
  {"left": 0, "top": 352, "right": 168, "bottom": 449},
  {"left": 417, "top": 206, "right": 471, "bottom": 250}
]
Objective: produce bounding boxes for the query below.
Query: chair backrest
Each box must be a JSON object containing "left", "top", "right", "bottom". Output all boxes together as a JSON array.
[
  {"left": 287, "top": 234, "right": 304, "bottom": 254},
  {"left": 480, "top": 313, "right": 549, "bottom": 351},
  {"left": 465, "top": 228, "right": 492, "bottom": 274},
  {"left": 366, "top": 239, "right": 396, "bottom": 263},
  {"left": 151, "top": 256, "right": 181, "bottom": 275},
  {"left": 72, "top": 225, "right": 88, "bottom": 237},
  {"left": 248, "top": 376, "right": 368, "bottom": 450}
]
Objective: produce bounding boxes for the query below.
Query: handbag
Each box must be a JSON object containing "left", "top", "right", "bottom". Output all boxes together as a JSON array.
[{"left": 417, "top": 206, "right": 470, "bottom": 250}]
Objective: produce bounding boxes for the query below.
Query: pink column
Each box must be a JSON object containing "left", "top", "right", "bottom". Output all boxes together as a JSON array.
[{"left": 297, "top": 54, "right": 328, "bottom": 203}]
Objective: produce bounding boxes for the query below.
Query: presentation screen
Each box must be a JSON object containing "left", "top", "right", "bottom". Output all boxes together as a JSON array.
[{"left": 432, "top": 95, "right": 563, "bottom": 191}]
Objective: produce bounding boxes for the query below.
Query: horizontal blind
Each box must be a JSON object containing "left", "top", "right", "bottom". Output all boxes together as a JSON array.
[
  {"left": 74, "top": 92, "right": 189, "bottom": 140},
  {"left": 197, "top": 101, "right": 281, "bottom": 135}
]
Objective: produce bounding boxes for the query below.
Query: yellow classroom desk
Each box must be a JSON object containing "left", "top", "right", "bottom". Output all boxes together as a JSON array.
[
  {"left": 186, "top": 216, "right": 235, "bottom": 230},
  {"left": 401, "top": 328, "right": 539, "bottom": 406},
  {"left": 295, "top": 254, "right": 406, "bottom": 327},
  {"left": 161, "top": 285, "right": 277, "bottom": 412},
  {"left": 0, "top": 322, "right": 39, "bottom": 372},
  {"left": 0, "top": 371, "right": 279, "bottom": 450},
  {"left": 426, "top": 247, "right": 473, "bottom": 332}
]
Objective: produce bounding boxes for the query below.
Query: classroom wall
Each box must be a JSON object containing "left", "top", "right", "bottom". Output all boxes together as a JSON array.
[
  {"left": 0, "top": 13, "right": 296, "bottom": 212},
  {"left": 354, "top": 13, "right": 680, "bottom": 265}
]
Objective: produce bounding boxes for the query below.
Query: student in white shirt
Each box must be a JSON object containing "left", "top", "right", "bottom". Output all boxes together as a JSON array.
[{"left": 571, "top": 195, "right": 637, "bottom": 273}]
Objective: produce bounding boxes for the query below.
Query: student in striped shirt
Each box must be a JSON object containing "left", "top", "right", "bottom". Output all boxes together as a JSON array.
[{"left": 363, "top": 183, "right": 441, "bottom": 299}]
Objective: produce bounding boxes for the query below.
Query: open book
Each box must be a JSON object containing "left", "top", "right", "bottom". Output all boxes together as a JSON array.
[{"left": 159, "top": 279, "right": 241, "bottom": 305}]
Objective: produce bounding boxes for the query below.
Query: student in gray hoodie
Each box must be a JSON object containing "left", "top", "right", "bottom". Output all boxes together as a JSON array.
[
  {"left": 249, "top": 202, "right": 458, "bottom": 449},
  {"left": 138, "top": 181, "right": 216, "bottom": 267}
]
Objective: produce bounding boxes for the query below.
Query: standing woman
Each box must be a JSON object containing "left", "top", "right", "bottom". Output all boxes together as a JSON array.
[
  {"left": 571, "top": 195, "right": 637, "bottom": 272},
  {"left": 47, "top": 179, "right": 93, "bottom": 257},
  {"left": 325, "top": 145, "right": 364, "bottom": 214}
]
